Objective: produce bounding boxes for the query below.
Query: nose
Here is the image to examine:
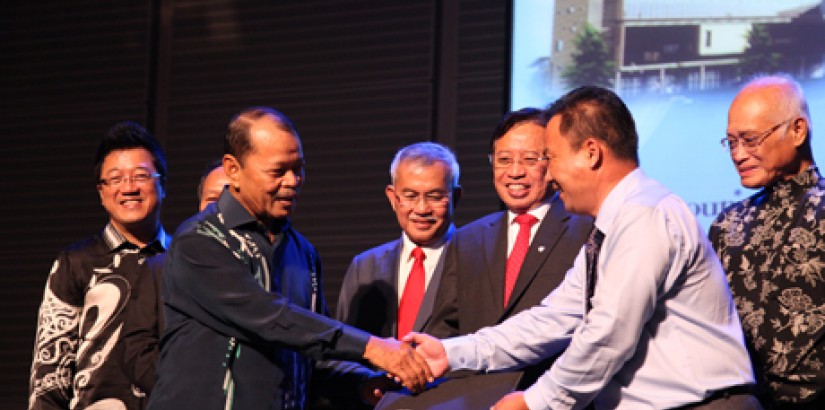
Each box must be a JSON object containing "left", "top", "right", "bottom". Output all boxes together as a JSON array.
[
  {"left": 121, "top": 176, "right": 140, "bottom": 191},
  {"left": 412, "top": 196, "right": 432, "bottom": 213},
  {"left": 506, "top": 160, "right": 526, "bottom": 176},
  {"left": 283, "top": 170, "right": 302, "bottom": 188},
  {"left": 729, "top": 144, "right": 749, "bottom": 164}
]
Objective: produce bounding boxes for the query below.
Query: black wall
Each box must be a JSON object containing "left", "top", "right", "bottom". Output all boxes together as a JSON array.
[{"left": 0, "top": 0, "right": 511, "bottom": 406}]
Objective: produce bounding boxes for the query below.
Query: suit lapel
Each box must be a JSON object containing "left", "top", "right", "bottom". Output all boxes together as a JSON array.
[
  {"left": 386, "top": 241, "right": 402, "bottom": 337},
  {"left": 414, "top": 246, "right": 445, "bottom": 332},
  {"left": 504, "top": 196, "right": 570, "bottom": 315},
  {"left": 486, "top": 213, "right": 509, "bottom": 315}
]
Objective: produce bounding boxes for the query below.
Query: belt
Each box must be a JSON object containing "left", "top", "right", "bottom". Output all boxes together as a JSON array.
[{"left": 669, "top": 384, "right": 756, "bottom": 409}]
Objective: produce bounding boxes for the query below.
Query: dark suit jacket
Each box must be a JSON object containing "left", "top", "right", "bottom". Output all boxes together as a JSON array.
[
  {"left": 336, "top": 232, "right": 450, "bottom": 337},
  {"left": 425, "top": 196, "right": 592, "bottom": 386},
  {"left": 315, "top": 234, "right": 451, "bottom": 409}
]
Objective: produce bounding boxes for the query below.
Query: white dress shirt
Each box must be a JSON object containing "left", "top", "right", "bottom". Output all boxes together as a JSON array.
[
  {"left": 505, "top": 196, "right": 552, "bottom": 256},
  {"left": 443, "top": 169, "right": 754, "bottom": 410}
]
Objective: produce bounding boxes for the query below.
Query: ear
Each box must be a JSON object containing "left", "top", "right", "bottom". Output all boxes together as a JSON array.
[
  {"left": 385, "top": 185, "right": 399, "bottom": 211},
  {"left": 451, "top": 185, "right": 463, "bottom": 208},
  {"left": 97, "top": 183, "right": 105, "bottom": 204},
  {"left": 223, "top": 154, "right": 241, "bottom": 191},
  {"left": 789, "top": 117, "right": 809, "bottom": 148},
  {"left": 582, "top": 137, "right": 603, "bottom": 169}
]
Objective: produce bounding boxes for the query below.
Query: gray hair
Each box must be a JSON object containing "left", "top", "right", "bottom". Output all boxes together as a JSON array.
[
  {"left": 743, "top": 74, "right": 812, "bottom": 138},
  {"left": 389, "top": 142, "right": 460, "bottom": 188}
]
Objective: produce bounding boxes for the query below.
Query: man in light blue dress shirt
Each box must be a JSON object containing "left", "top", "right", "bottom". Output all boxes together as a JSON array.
[{"left": 408, "top": 86, "right": 760, "bottom": 410}]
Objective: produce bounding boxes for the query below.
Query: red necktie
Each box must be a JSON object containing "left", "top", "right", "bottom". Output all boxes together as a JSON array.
[
  {"left": 398, "top": 247, "right": 426, "bottom": 338},
  {"left": 504, "top": 213, "right": 538, "bottom": 306}
]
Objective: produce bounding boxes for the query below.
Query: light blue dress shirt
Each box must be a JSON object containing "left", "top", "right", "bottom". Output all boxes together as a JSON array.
[{"left": 444, "top": 169, "right": 754, "bottom": 410}]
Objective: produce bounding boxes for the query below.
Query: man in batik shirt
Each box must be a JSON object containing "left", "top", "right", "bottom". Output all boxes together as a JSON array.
[
  {"left": 29, "top": 122, "right": 170, "bottom": 410},
  {"left": 710, "top": 74, "right": 825, "bottom": 409}
]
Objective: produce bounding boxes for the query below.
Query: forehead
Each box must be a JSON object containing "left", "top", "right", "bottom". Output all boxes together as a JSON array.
[
  {"left": 395, "top": 160, "right": 450, "bottom": 189},
  {"left": 545, "top": 116, "right": 569, "bottom": 150},
  {"left": 101, "top": 148, "right": 156, "bottom": 172},
  {"left": 247, "top": 117, "right": 303, "bottom": 161},
  {"left": 728, "top": 88, "right": 780, "bottom": 130},
  {"left": 494, "top": 122, "right": 545, "bottom": 152}
]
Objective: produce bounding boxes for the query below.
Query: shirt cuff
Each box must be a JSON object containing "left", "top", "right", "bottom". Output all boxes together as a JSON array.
[{"left": 443, "top": 335, "right": 478, "bottom": 370}]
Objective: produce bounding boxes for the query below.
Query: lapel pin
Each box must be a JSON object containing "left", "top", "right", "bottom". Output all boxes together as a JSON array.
[{"left": 537, "top": 246, "right": 546, "bottom": 253}]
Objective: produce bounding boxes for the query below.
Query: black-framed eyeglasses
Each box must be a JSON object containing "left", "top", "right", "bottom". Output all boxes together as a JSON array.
[
  {"left": 488, "top": 153, "right": 548, "bottom": 168},
  {"left": 393, "top": 190, "right": 451, "bottom": 208},
  {"left": 99, "top": 172, "right": 161, "bottom": 187},
  {"left": 721, "top": 118, "right": 793, "bottom": 152}
]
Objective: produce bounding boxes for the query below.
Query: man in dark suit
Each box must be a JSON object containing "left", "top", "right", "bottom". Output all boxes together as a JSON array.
[
  {"left": 316, "top": 142, "right": 461, "bottom": 408},
  {"left": 336, "top": 142, "right": 461, "bottom": 339},
  {"left": 425, "top": 108, "right": 592, "bottom": 385}
]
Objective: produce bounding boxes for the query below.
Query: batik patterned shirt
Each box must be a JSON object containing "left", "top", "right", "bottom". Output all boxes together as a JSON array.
[
  {"left": 29, "top": 223, "right": 169, "bottom": 410},
  {"left": 710, "top": 166, "right": 825, "bottom": 405}
]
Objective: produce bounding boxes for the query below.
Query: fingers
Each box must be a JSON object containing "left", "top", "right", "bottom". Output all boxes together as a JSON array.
[{"left": 364, "top": 337, "right": 432, "bottom": 393}]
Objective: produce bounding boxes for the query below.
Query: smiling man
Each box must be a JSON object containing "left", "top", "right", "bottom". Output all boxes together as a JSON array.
[
  {"left": 29, "top": 122, "right": 171, "bottom": 410},
  {"left": 710, "top": 75, "right": 825, "bottom": 409},
  {"left": 409, "top": 87, "right": 758, "bottom": 410},
  {"left": 317, "top": 142, "right": 461, "bottom": 408},
  {"left": 424, "top": 108, "right": 591, "bottom": 389},
  {"left": 337, "top": 142, "right": 462, "bottom": 341},
  {"left": 148, "top": 107, "right": 432, "bottom": 410}
]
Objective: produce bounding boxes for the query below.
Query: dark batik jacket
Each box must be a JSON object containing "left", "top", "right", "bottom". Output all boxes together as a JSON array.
[
  {"left": 29, "top": 224, "right": 169, "bottom": 409},
  {"left": 148, "top": 190, "right": 370, "bottom": 410},
  {"left": 710, "top": 166, "right": 825, "bottom": 405}
]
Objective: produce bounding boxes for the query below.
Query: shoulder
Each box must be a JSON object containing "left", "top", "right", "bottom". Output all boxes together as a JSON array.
[
  {"left": 351, "top": 239, "right": 400, "bottom": 264},
  {"left": 174, "top": 208, "right": 220, "bottom": 237},
  {"left": 456, "top": 211, "right": 505, "bottom": 235},
  {"left": 60, "top": 233, "right": 108, "bottom": 260}
]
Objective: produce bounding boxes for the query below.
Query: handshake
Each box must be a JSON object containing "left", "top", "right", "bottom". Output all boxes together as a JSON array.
[
  {"left": 360, "top": 333, "right": 529, "bottom": 410},
  {"left": 361, "top": 333, "right": 449, "bottom": 395}
]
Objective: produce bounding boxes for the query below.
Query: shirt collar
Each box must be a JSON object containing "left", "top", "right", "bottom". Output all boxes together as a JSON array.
[
  {"left": 102, "top": 222, "right": 170, "bottom": 253},
  {"left": 594, "top": 167, "right": 643, "bottom": 235},
  {"left": 401, "top": 223, "right": 455, "bottom": 256},
  {"left": 216, "top": 189, "right": 290, "bottom": 234},
  {"left": 765, "top": 165, "right": 822, "bottom": 197}
]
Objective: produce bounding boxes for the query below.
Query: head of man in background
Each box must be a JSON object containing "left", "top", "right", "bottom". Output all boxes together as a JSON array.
[
  {"left": 725, "top": 74, "right": 813, "bottom": 190},
  {"left": 197, "top": 158, "right": 230, "bottom": 211},
  {"left": 489, "top": 108, "right": 552, "bottom": 214},
  {"left": 95, "top": 121, "right": 167, "bottom": 246},
  {"left": 385, "top": 142, "right": 462, "bottom": 247}
]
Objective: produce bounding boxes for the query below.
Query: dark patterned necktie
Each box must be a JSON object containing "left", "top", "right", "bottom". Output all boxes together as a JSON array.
[{"left": 585, "top": 227, "right": 605, "bottom": 313}]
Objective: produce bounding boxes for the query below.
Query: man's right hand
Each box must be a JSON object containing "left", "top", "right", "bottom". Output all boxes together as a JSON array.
[
  {"left": 403, "top": 332, "right": 450, "bottom": 377},
  {"left": 363, "top": 336, "right": 433, "bottom": 393}
]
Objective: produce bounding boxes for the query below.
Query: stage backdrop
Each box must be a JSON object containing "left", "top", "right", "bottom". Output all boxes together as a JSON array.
[{"left": 512, "top": 0, "right": 825, "bottom": 229}]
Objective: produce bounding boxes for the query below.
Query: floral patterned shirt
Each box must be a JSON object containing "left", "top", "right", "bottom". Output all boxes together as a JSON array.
[{"left": 709, "top": 166, "right": 825, "bottom": 405}]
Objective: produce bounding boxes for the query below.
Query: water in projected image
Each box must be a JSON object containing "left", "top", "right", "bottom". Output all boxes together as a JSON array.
[{"left": 512, "top": 0, "right": 825, "bottom": 230}]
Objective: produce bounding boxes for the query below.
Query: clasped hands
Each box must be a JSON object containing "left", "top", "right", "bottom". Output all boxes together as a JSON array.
[
  {"left": 363, "top": 333, "right": 529, "bottom": 410},
  {"left": 362, "top": 333, "right": 449, "bottom": 394}
]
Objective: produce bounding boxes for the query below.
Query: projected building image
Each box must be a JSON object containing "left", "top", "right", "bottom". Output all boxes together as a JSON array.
[{"left": 512, "top": 0, "right": 825, "bottom": 229}]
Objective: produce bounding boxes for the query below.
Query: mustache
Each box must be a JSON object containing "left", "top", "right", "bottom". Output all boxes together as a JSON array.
[{"left": 411, "top": 216, "right": 438, "bottom": 223}]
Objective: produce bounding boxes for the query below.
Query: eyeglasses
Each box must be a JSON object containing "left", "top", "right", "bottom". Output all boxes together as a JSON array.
[
  {"left": 99, "top": 172, "right": 161, "bottom": 187},
  {"left": 488, "top": 153, "right": 548, "bottom": 168},
  {"left": 394, "top": 190, "right": 451, "bottom": 208},
  {"left": 721, "top": 118, "right": 793, "bottom": 152}
]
